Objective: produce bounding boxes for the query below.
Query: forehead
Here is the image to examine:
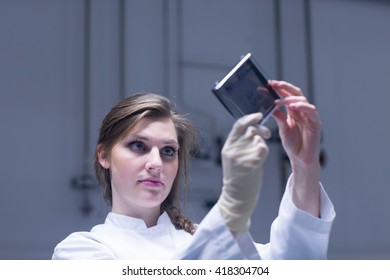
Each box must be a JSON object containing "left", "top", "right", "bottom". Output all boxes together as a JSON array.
[{"left": 127, "top": 117, "right": 178, "bottom": 141}]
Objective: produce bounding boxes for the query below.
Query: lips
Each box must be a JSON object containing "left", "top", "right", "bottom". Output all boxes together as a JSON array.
[{"left": 138, "top": 178, "right": 164, "bottom": 188}]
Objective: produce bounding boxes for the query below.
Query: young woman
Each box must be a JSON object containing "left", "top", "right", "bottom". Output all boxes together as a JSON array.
[{"left": 52, "top": 80, "right": 335, "bottom": 259}]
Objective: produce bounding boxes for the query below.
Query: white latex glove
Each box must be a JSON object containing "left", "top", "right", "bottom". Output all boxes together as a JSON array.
[{"left": 218, "top": 113, "right": 270, "bottom": 233}]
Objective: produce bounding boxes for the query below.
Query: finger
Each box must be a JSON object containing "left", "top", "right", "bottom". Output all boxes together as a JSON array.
[
  {"left": 274, "top": 95, "right": 318, "bottom": 123},
  {"left": 288, "top": 103, "right": 321, "bottom": 125},
  {"left": 244, "top": 124, "right": 271, "bottom": 140},
  {"left": 234, "top": 135, "right": 269, "bottom": 158},
  {"left": 287, "top": 101, "right": 317, "bottom": 113},
  {"left": 275, "top": 96, "right": 308, "bottom": 107},
  {"left": 272, "top": 108, "right": 286, "bottom": 123},
  {"left": 259, "top": 126, "right": 271, "bottom": 140},
  {"left": 256, "top": 86, "right": 269, "bottom": 95},
  {"left": 279, "top": 99, "right": 319, "bottom": 119},
  {"left": 238, "top": 141, "right": 269, "bottom": 163},
  {"left": 227, "top": 113, "right": 263, "bottom": 142},
  {"left": 269, "top": 80, "right": 304, "bottom": 97},
  {"left": 272, "top": 108, "right": 289, "bottom": 132}
]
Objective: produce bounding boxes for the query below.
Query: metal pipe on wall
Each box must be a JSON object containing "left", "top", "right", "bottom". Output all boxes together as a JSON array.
[
  {"left": 82, "top": 0, "right": 91, "bottom": 165},
  {"left": 273, "top": 0, "right": 284, "bottom": 81},
  {"left": 162, "top": 0, "right": 170, "bottom": 98},
  {"left": 71, "top": 0, "right": 95, "bottom": 216},
  {"left": 303, "top": 0, "right": 326, "bottom": 168},
  {"left": 273, "top": 0, "right": 325, "bottom": 197},
  {"left": 303, "top": 0, "right": 315, "bottom": 104},
  {"left": 175, "top": 0, "right": 217, "bottom": 161},
  {"left": 272, "top": 0, "right": 290, "bottom": 198},
  {"left": 119, "top": 0, "right": 126, "bottom": 100},
  {"left": 72, "top": 0, "right": 129, "bottom": 215}
]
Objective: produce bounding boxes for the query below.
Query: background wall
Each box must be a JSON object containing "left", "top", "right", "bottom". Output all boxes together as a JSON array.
[{"left": 0, "top": 0, "right": 389, "bottom": 259}]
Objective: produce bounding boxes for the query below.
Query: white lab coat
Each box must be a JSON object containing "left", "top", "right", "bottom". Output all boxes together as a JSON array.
[{"left": 52, "top": 177, "right": 335, "bottom": 260}]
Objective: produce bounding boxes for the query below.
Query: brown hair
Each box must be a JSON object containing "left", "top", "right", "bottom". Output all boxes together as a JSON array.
[{"left": 94, "top": 92, "right": 197, "bottom": 234}]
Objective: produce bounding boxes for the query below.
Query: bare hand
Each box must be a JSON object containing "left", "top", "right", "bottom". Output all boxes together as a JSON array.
[
  {"left": 269, "top": 80, "right": 321, "bottom": 217},
  {"left": 270, "top": 80, "right": 321, "bottom": 170}
]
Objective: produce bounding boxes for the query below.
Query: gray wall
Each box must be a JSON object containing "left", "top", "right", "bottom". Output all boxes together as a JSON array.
[{"left": 0, "top": 0, "right": 389, "bottom": 259}]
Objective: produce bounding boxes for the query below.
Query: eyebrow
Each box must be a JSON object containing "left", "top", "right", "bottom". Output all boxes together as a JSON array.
[{"left": 127, "top": 134, "right": 180, "bottom": 147}]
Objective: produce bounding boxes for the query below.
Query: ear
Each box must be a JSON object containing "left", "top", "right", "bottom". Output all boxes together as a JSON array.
[{"left": 97, "top": 144, "right": 111, "bottom": 169}]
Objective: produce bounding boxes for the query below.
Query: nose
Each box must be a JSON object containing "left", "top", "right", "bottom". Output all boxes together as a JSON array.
[{"left": 145, "top": 147, "right": 163, "bottom": 174}]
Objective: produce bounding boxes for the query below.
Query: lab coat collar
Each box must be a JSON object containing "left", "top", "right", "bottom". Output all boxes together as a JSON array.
[{"left": 105, "top": 211, "right": 172, "bottom": 233}]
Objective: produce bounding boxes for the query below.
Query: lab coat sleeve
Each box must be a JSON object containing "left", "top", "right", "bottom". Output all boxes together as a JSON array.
[
  {"left": 177, "top": 178, "right": 335, "bottom": 260},
  {"left": 256, "top": 176, "right": 336, "bottom": 259},
  {"left": 52, "top": 232, "right": 116, "bottom": 260},
  {"left": 175, "top": 204, "right": 260, "bottom": 260}
]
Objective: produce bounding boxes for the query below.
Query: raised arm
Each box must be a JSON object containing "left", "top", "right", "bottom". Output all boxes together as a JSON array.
[{"left": 270, "top": 80, "right": 321, "bottom": 217}]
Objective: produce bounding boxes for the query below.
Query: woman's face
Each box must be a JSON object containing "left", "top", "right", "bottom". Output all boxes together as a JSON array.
[{"left": 99, "top": 117, "right": 179, "bottom": 218}]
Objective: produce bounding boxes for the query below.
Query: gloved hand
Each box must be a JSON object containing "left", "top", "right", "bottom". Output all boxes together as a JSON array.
[{"left": 217, "top": 113, "right": 270, "bottom": 232}]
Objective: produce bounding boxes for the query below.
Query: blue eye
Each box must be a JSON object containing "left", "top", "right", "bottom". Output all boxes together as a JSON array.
[
  {"left": 161, "top": 146, "right": 177, "bottom": 157},
  {"left": 128, "top": 141, "right": 146, "bottom": 152}
]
